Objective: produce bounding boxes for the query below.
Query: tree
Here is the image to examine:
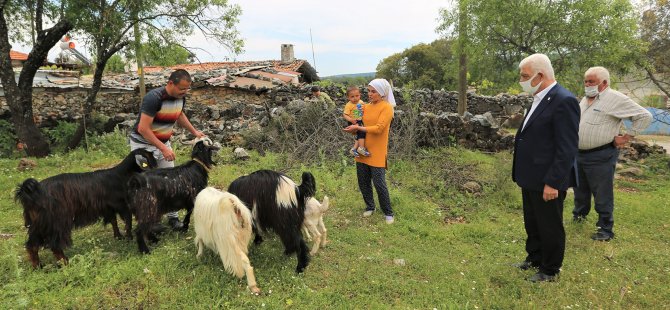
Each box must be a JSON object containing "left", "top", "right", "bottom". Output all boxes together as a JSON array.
[
  {"left": 104, "top": 54, "right": 126, "bottom": 73},
  {"left": 65, "top": 0, "right": 243, "bottom": 150},
  {"left": 438, "top": 0, "right": 645, "bottom": 95},
  {"left": 640, "top": 0, "right": 669, "bottom": 97},
  {"left": 376, "top": 38, "right": 455, "bottom": 90},
  {"left": 456, "top": 0, "right": 468, "bottom": 115},
  {"left": 141, "top": 34, "right": 195, "bottom": 67},
  {"left": 0, "top": 0, "right": 73, "bottom": 156}
]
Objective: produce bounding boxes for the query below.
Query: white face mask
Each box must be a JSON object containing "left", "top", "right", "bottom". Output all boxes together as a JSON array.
[
  {"left": 584, "top": 84, "right": 600, "bottom": 98},
  {"left": 519, "top": 73, "right": 542, "bottom": 95}
]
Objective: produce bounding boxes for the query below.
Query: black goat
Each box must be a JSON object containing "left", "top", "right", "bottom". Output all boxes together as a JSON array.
[
  {"left": 228, "top": 170, "right": 316, "bottom": 273},
  {"left": 15, "top": 148, "right": 157, "bottom": 268},
  {"left": 128, "top": 138, "right": 218, "bottom": 254}
]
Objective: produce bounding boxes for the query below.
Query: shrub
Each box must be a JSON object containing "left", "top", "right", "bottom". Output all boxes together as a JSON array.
[{"left": 0, "top": 119, "right": 19, "bottom": 158}]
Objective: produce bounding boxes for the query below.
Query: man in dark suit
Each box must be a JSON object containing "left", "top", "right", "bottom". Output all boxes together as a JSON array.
[{"left": 512, "top": 53, "right": 580, "bottom": 282}]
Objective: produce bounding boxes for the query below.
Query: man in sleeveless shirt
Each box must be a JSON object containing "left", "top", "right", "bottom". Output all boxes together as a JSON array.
[{"left": 129, "top": 69, "right": 205, "bottom": 230}]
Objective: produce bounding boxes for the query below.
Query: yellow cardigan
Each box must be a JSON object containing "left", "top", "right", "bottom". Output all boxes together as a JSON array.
[{"left": 355, "top": 100, "right": 394, "bottom": 168}]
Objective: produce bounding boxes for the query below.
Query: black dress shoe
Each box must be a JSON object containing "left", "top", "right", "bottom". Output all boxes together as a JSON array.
[
  {"left": 591, "top": 230, "right": 614, "bottom": 241},
  {"left": 513, "top": 261, "right": 539, "bottom": 270},
  {"left": 528, "top": 272, "right": 558, "bottom": 282},
  {"left": 167, "top": 217, "right": 184, "bottom": 230}
]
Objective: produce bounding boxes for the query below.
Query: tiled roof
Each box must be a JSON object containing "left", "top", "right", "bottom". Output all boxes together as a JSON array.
[
  {"left": 2, "top": 60, "right": 306, "bottom": 91},
  {"left": 144, "top": 60, "right": 306, "bottom": 74},
  {"left": 10, "top": 50, "right": 29, "bottom": 61},
  {"left": 248, "top": 70, "right": 295, "bottom": 83}
]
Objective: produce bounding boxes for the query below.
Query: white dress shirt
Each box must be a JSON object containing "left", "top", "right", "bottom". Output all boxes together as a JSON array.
[{"left": 522, "top": 81, "right": 557, "bottom": 131}]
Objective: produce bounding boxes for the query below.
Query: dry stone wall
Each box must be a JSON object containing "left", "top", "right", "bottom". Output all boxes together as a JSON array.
[{"left": 0, "top": 84, "right": 532, "bottom": 151}]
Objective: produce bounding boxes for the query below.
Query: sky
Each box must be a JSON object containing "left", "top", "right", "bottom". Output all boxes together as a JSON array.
[
  {"left": 191, "top": 0, "right": 452, "bottom": 76},
  {"left": 10, "top": 1, "right": 451, "bottom": 77}
]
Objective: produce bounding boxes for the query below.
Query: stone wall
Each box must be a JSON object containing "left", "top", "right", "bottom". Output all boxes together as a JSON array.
[
  {"left": 319, "top": 85, "right": 532, "bottom": 117},
  {"left": 0, "top": 84, "right": 531, "bottom": 151},
  {"left": 0, "top": 88, "right": 139, "bottom": 127}
]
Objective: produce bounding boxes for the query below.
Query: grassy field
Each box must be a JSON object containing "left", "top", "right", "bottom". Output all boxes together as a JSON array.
[{"left": 0, "top": 132, "right": 669, "bottom": 309}]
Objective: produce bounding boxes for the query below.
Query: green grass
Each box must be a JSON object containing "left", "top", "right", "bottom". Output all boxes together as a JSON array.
[{"left": 1, "top": 133, "right": 669, "bottom": 309}]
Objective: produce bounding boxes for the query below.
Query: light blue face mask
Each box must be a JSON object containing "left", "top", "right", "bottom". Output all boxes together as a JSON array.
[
  {"left": 584, "top": 83, "right": 602, "bottom": 98},
  {"left": 519, "top": 73, "right": 542, "bottom": 95}
]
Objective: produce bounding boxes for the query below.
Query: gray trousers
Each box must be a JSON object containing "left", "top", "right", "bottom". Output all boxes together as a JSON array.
[
  {"left": 130, "top": 139, "right": 179, "bottom": 219},
  {"left": 356, "top": 162, "right": 393, "bottom": 216},
  {"left": 572, "top": 146, "right": 618, "bottom": 234}
]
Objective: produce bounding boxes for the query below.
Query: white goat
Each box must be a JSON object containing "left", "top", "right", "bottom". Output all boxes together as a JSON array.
[
  {"left": 301, "top": 196, "right": 330, "bottom": 255},
  {"left": 193, "top": 187, "right": 260, "bottom": 294}
]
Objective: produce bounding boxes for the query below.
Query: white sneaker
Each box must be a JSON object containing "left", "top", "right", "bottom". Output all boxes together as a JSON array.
[
  {"left": 385, "top": 216, "right": 394, "bottom": 224},
  {"left": 363, "top": 210, "right": 373, "bottom": 217}
]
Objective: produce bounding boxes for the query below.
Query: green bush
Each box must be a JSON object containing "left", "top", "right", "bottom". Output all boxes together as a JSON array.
[
  {"left": 41, "top": 121, "right": 78, "bottom": 153},
  {"left": 0, "top": 119, "right": 19, "bottom": 158},
  {"left": 87, "top": 128, "right": 131, "bottom": 157}
]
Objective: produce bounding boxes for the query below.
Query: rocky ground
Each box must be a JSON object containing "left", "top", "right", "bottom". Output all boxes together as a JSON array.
[{"left": 638, "top": 135, "right": 670, "bottom": 155}]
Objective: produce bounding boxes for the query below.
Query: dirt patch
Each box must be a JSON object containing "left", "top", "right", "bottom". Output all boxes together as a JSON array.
[
  {"left": 616, "top": 186, "right": 640, "bottom": 193},
  {"left": 443, "top": 215, "right": 467, "bottom": 225},
  {"left": 0, "top": 233, "right": 15, "bottom": 239}
]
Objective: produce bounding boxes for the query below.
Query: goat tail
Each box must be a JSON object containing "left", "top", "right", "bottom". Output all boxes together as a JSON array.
[
  {"left": 321, "top": 196, "right": 330, "bottom": 213},
  {"left": 14, "top": 178, "right": 46, "bottom": 209},
  {"left": 15, "top": 178, "right": 47, "bottom": 216},
  {"left": 298, "top": 172, "right": 316, "bottom": 201}
]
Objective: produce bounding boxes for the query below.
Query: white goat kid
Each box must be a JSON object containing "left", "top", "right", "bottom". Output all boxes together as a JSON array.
[
  {"left": 301, "top": 196, "right": 330, "bottom": 255},
  {"left": 193, "top": 187, "right": 260, "bottom": 294}
]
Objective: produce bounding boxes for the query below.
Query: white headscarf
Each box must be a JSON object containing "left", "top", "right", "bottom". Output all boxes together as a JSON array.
[{"left": 368, "top": 78, "right": 396, "bottom": 107}]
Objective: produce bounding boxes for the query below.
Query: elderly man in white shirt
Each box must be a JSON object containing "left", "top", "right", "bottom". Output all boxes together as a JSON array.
[{"left": 573, "top": 66, "right": 652, "bottom": 241}]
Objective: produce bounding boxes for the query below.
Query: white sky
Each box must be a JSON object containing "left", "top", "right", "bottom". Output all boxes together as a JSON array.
[
  {"left": 193, "top": 0, "right": 451, "bottom": 76},
  {"left": 10, "top": 1, "right": 451, "bottom": 77}
]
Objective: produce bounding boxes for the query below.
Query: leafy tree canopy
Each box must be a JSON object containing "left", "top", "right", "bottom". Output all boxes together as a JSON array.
[
  {"left": 141, "top": 41, "right": 195, "bottom": 67},
  {"left": 640, "top": 0, "right": 669, "bottom": 97},
  {"left": 376, "top": 38, "right": 455, "bottom": 90},
  {"left": 438, "top": 0, "right": 645, "bottom": 95},
  {"left": 104, "top": 54, "right": 126, "bottom": 73}
]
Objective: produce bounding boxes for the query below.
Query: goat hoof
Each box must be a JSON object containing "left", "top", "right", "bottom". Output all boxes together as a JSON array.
[{"left": 250, "top": 286, "right": 261, "bottom": 295}]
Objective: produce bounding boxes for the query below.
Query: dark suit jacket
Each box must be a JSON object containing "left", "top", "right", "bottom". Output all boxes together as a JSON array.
[{"left": 512, "top": 83, "right": 580, "bottom": 192}]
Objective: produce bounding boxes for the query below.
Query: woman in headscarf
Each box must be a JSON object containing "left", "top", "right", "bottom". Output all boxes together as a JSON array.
[{"left": 343, "top": 78, "right": 396, "bottom": 224}]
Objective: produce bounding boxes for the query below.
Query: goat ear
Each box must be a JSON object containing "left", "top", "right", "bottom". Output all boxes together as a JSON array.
[{"left": 135, "top": 154, "right": 150, "bottom": 169}]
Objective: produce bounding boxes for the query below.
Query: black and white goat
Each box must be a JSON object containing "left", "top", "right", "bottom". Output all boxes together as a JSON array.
[
  {"left": 193, "top": 187, "right": 260, "bottom": 294},
  {"left": 15, "top": 148, "right": 157, "bottom": 268},
  {"left": 128, "top": 137, "right": 219, "bottom": 254},
  {"left": 227, "top": 170, "right": 316, "bottom": 273}
]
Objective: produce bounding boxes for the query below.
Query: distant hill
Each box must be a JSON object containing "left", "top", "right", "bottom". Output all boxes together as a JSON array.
[{"left": 322, "top": 72, "right": 375, "bottom": 79}]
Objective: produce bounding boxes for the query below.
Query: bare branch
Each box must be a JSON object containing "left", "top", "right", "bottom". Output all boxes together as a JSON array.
[
  {"left": 643, "top": 66, "right": 670, "bottom": 98},
  {"left": 35, "top": 0, "right": 43, "bottom": 33}
]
